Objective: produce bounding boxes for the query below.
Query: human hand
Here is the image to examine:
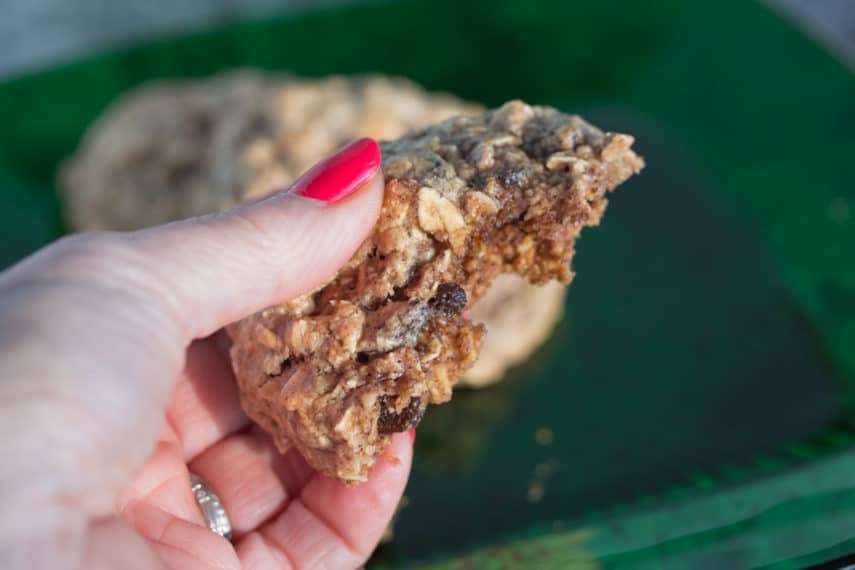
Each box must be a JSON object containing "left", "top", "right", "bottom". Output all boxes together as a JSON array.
[{"left": 0, "top": 138, "right": 413, "bottom": 570}]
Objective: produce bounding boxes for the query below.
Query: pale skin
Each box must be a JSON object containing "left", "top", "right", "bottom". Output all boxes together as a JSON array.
[{"left": 0, "top": 170, "right": 413, "bottom": 569}]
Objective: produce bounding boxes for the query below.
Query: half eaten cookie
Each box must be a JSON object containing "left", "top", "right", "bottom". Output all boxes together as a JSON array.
[{"left": 229, "top": 100, "right": 643, "bottom": 483}]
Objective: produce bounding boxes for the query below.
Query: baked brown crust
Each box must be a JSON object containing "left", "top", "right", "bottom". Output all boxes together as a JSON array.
[{"left": 229, "top": 101, "right": 643, "bottom": 482}]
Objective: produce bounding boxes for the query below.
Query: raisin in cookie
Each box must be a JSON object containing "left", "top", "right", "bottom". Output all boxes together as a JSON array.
[{"left": 229, "top": 101, "right": 644, "bottom": 482}]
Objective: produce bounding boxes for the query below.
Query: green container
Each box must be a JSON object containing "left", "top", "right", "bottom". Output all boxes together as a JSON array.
[{"left": 1, "top": 1, "right": 853, "bottom": 568}]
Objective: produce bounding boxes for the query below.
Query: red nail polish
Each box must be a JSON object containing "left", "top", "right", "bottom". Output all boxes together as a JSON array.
[
  {"left": 408, "top": 428, "right": 416, "bottom": 445},
  {"left": 291, "top": 138, "right": 381, "bottom": 202}
]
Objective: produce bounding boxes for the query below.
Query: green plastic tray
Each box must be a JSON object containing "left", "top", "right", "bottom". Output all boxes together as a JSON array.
[{"left": 1, "top": 1, "right": 853, "bottom": 568}]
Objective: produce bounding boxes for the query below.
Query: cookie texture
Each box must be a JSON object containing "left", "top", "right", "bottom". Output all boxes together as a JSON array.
[
  {"left": 229, "top": 101, "right": 644, "bottom": 482},
  {"left": 61, "top": 70, "right": 481, "bottom": 231},
  {"left": 61, "top": 71, "right": 571, "bottom": 387},
  {"left": 62, "top": 71, "right": 282, "bottom": 231}
]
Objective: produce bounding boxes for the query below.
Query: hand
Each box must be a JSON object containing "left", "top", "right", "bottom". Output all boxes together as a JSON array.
[{"left": 0, "top": 139, "right": 412, "bottom": 570}]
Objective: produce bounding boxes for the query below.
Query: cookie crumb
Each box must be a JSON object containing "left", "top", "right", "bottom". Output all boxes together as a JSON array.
[
  {"left": 527, "top": 480, "right": 545, "bottom": 502},
  {"left": 535, "top": 427, "right": 555, "bottom": 446}
]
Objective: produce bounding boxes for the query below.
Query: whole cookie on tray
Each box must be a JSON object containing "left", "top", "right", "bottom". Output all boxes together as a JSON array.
[
  {"left": 229, "top": 101, "right": 644, "bottom": 482},
  {"left": 465, "top": 275, "right": 566, "bottom": 387},
  {"left": 61, "top": 71, "right": 285, "bottom": 231},
  {"left": 60, "top": 71, "right": 480, "bottom": 231}
]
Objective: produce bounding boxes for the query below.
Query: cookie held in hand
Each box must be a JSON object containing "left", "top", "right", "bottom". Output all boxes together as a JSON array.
[
  {"left": 60, "top": 71, "right": 569, "bottom": 388},
  {"left": 229, "top": 100, "right": 644, "bottom": 483}
]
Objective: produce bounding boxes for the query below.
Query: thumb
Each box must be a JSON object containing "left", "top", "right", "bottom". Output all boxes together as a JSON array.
[
  {"left": 125, "top": 137, "right": 383, "bottom": 339},
  {"left": 0, "top": 137, "right": 383, "bottom": 527}
]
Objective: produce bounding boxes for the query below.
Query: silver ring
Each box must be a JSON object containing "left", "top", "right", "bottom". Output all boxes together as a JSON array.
[{"left": 190, "top": 473, "right": 233, "bottom": 540}]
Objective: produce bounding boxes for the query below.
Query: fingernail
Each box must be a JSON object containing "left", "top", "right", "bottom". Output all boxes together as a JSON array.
[
  {"left": 291, "top": 138, "right": 381, "bottom": 202},
  {"left": 408, "top": 428, "right": 416, "bottom": 445}
]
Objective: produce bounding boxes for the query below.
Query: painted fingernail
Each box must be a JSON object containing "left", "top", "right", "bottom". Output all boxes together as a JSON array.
[
  {"left": 291, "top": 137, "right": 381, "bottom": 202},
  {"left": 408, "top": 428, "right": 416, "bottom": 445}
]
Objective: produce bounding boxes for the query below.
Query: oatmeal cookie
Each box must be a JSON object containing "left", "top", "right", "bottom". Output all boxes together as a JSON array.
[
  {"left": 61, "top": 71, "right": 567, "bottom": 387},
  {"left": 61, "top": 70, "right": 284, "bottom": 231},
  {"left": 229, "top": 101, "right": 644, "bottom": 482},
  {"left": 61, "top": 70, "right": 481, "bottom": 231}
]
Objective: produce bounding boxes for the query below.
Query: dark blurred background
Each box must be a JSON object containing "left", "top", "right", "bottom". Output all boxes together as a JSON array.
[{"left": 2, "top": 1, "right": 853, "bottom": 79}]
